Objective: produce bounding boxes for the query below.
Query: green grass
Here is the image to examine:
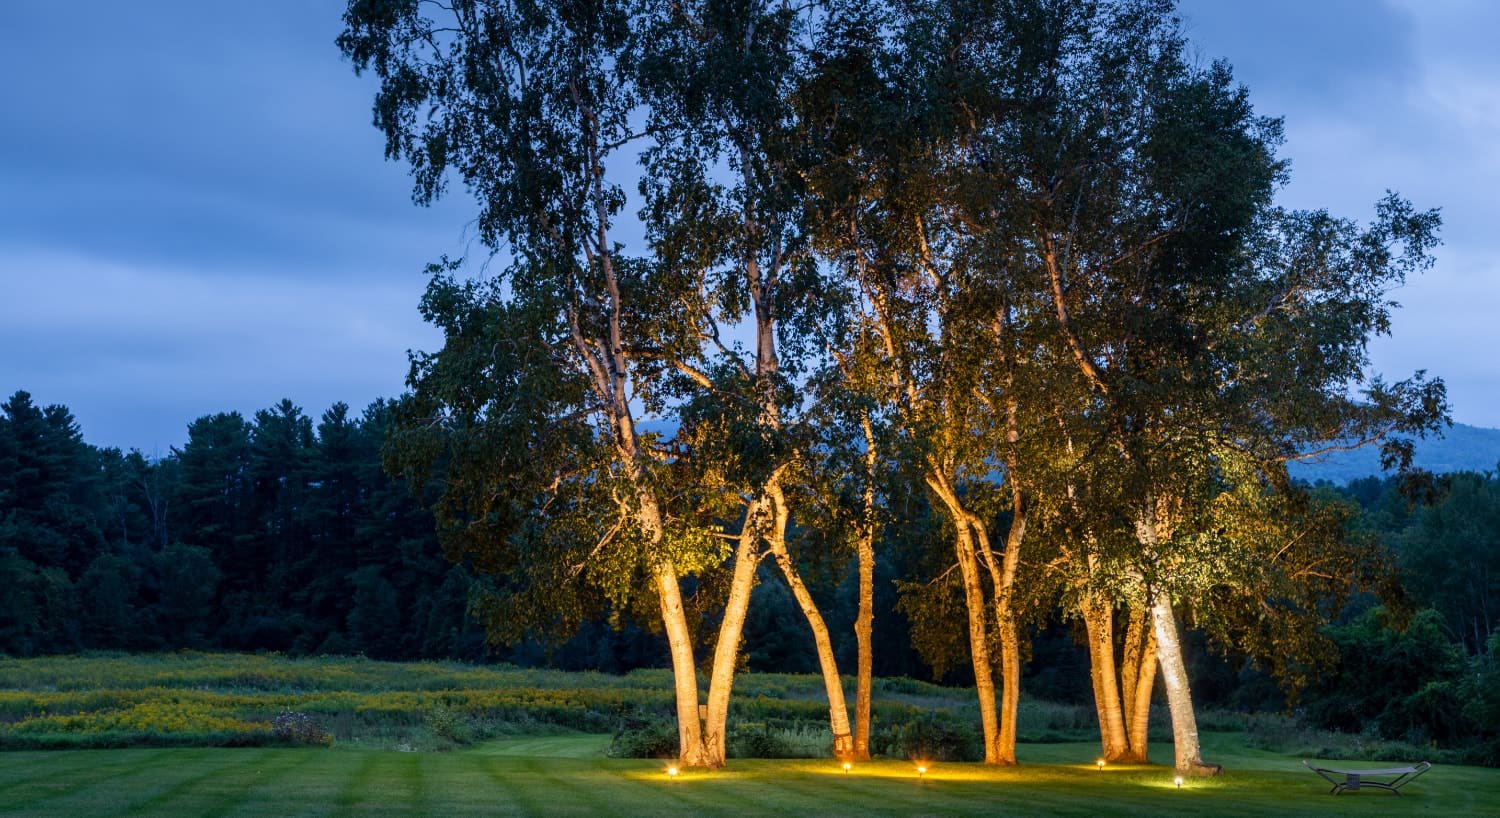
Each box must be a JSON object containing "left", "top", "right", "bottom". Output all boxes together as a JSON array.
[
  {"left": 1, "top": 733, "right": 1495, "bottom": 817},
  {"left": 3, "top": 654, "right": 1495, "bottom": 814},
  {"left": 0, "top": 653, "right": 1086, "bottom": 752}
]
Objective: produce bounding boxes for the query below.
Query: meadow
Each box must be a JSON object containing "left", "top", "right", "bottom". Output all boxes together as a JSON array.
[{"left": 1, "top": 653, "right": 1495, "bottom": 816}]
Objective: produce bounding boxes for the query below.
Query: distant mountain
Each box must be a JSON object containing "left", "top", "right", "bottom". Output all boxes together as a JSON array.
[
  {"left": 645, "top": 420, "right": 1499, "bottom": 487},
  {"left": 1290, "top": 422, "right": 1500, "bottom": 486}
]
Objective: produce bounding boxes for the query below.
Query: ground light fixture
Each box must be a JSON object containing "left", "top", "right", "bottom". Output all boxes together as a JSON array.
[
  {"left": 842, "top": 762, "right": 852, "bottom": 774},
  {"left": 916, "top": 765, "right": 927, "bottom": 780},
  {"left": 666, "top": 766, "right": 679, "bottom": 779},
  {"left": 1174, "top": 776, "right": 1184, "bottom": 789},
  {"left": 1097, "top": 759, "right": 1106, "bottom": 771}
]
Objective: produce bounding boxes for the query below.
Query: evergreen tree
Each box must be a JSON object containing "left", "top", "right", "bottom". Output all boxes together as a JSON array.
[{"left": 155, "top": 543, "right": 221, "bottom": 647}]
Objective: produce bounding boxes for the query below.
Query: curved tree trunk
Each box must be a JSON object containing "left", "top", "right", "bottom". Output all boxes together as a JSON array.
[
  {"left": 1150, "top": 595, "right": 1219, "bottom": 776},
  {"left": 768, "top": 485, "right": 855, "bottom": 760},
  {"left": 927, "top": 474, "right": 1000, "bottom": 763},
  {"left": 956, "top": 522, "right": 1000, "bottom": 764},
  {"left": 1121, "top": 603, "right": 1157, "bottom": 763},
  {"left": 654, "top": 562, "right": 710, "bottom": 766},
  {"left": 1081, "top": 596, "right": 1130, "bottom": 761},
  {"left": 697, "top": 500, "right": 765, "bottom": 768}
]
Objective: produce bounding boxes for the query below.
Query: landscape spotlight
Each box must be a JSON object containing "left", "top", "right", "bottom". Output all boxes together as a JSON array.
[
  {"left": 916, "top": 765, "right": 927, "bottom": 780},
  {"left": 667, "top": 766, "right": 679, "bottom": 779},
  {"left": 1174, "top": 776, "right": 1183, "bottom": 790},
  {"left": 843, "top": 762, "right": 852, "bottom": 774},
  {"left": 1097, "top": 759, "right": 1106, "bottom": 772}
]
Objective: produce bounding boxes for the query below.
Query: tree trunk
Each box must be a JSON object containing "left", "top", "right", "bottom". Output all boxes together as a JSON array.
[
  {"left": 768, "top": 485, "right": 855, "bottom": 760},
  {"left": 1081, "top": 597, "right": 1130, "bottom": 761},
  {"left": 989, "top": 508, "right": 1024, "bottom": 767},
  {"left": 1150, "top": 595, "right": 1219, "bottom": 776},
  {"left": 1121, "top": 603, "right": 1157, "bottom": 763},
  {"left": 928, "top": 475, "right": 1000, "bottom": 763},
  {"left": 698, "top": 501, "right": 765, "bottom": 768},
  {"left": 995, "top": 611, "right": 1021, "bottom": 765},
  {"left": 989, "top": 360, "right": 1025, "bottom": 766},
  {"left": 853, "top": 413, "right": 878, "bottom": 761},
  {"left": 854, "top": 526, "right": 875, "bottom": 761},
  {"left": 957, "top": 522, "right": 1001, "bottom": 764},
  {"left": 653, "top": 562, "right": 711, "bottom": 766}
]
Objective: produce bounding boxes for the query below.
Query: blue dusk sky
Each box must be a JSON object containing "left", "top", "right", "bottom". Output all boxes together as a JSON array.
[{"left": 1, "top": 1, "right": 1496, "bottom": 451}]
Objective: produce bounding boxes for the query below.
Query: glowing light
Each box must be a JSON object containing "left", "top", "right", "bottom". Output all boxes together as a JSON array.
[
  {"left": 1096, "top": 759, "right": 1106, "bottom": 771},
  {"left": 842, "top": 762, "right": 852, "bottom": 774},
  {"left": 1174, "top": 776, "right": 1184, "bottom": 790},
  {"left": 916, "top": 765, "right": 927, "bottom": 779},
  {"left": 666, "top": 766, "right": 679, "bottom": 779}
]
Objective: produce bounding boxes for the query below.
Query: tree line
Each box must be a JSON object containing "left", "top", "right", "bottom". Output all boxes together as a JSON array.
[
  {"left": 338, "top": 0, "right": 1449, "bottom": 775},
  {"left": 2, "top": 394, "right": 1497, "bottom": 761},
  {"left": 0, "top": 392, "right": 474, "bottom": 660},
  {"left": 0, "top": 388, "right": 936, "bottom": 674}
]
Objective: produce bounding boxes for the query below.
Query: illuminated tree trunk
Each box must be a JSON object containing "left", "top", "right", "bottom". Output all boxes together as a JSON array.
[
  {"left": 927, "top": 475, "right": 1001, "bottom": 763},
  {"left": 981, "top": 510, "right": 1024, "bottom": 767},
  {"left": 854, "top": 522, "right": 875, "bottom": 760},
  {"left": 635, "top": 474, "right": 717, "bottom": 767},
  {"left": 698, "top": 502, "right": 765, "bottom": 768},
  {"left": 991, "top": 391, "right": 1025, "bottom": 766},
  {"left": 1121, "top": 604, "right": 1157, "bottom": 763},
  {"left": 1081, "top": 596, "right": 1131, "bottom": 761},
  {"left": 768, "top": 484, "right": 855, "bottom": 760},
  {"left": 653, "top": 561, "right": 710, "bottom": 767},
  {"left": 1150, "top": 595, "right": 1219, "bottom": 776},
  {"left": 853, "top": 416, "right": 878, "bottom": 761}
]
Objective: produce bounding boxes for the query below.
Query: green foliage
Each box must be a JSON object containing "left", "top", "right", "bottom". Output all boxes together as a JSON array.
[
  {"left": 422, "top": 703, "right": 471, "bottom": 745},
  {"left": 77, "top": 554, "right": 142, "bottom": 648},
  {"left": 155, "top": 544, "right": 220, "bottom": 646},
  {"left": 0, "top": 653, "right": 987, "bottom": 755},
  {"left": 607, "top": 715, "right": 680, "bottom": 759},
  {"left": 271, "top": 710, "right": 333, "bottom": 747},
  {"left": 0, "top": 389, "right": 475, "bottom": 662},
  {"left": 872, "top": 711, "right": 982, "bottom": 762},
  {"left": 1385, "top": 471, "right": 1500, "bottom": 654},
  {"left": 347, "top": 566, "right": 403, "bottom": 659},
  {"left": 1301, "top": 607, "right": 1466, "bottom": 744},
  {"left": 727, "top": 722, "right": 833, "bottom": 759}
]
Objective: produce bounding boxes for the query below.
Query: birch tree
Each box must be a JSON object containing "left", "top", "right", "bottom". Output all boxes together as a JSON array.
[{"left": 343, "top": 0, "right": 741, "bottom": 768}]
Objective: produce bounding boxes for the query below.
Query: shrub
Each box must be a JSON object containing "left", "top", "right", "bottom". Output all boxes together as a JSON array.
[
  {"left": 272, "top": 710, "right": 332, "bottom": 746},
  {"left": 424, "top": 703, "right": 472, "bottom": 744},
  {"left": 726, "top": 721, "right": 832, "bottom": 759},
  {"left": 872, "top": 711, "right": 981, "bottom": 762},
  {"left": 607, "top": 715, "right": 679, "bottom": 759}
]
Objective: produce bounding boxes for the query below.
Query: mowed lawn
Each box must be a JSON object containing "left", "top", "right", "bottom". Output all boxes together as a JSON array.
[{"left": 2, "top": 734, "right": 1495, "bottom": 817}]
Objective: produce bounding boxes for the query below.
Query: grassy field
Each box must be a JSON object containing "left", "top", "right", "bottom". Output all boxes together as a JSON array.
[
  {"left": 2, "top": 654, "right": 1495, "bottom": 815},
  {"left": 2, "top": 733, "right": 1495, "bottom": 817},
  {"left": 0, "top": 653, "right": 1105, "bottom": 753}
]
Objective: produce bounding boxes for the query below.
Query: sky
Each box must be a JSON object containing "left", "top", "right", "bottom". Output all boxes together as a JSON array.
[{"left": 1, "top": 1, "right": 1497, "bottom": 451}]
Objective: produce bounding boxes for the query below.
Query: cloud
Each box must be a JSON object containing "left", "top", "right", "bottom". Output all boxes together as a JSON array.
[
  {"left": 1176, "top": 0, "right": 1500, "bottom": 427},
  {"left": 1177, "top": 0, "right": 1419, "bottom": 110},
  {"left": 2, "top": 0, "right": 1497, "bottom": 448},
  {"left": 0, "top": 248, "right": 441, "bottom": 451},
  {"left": 0, "top": 0, "right": 479, "bottom": 277}
]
